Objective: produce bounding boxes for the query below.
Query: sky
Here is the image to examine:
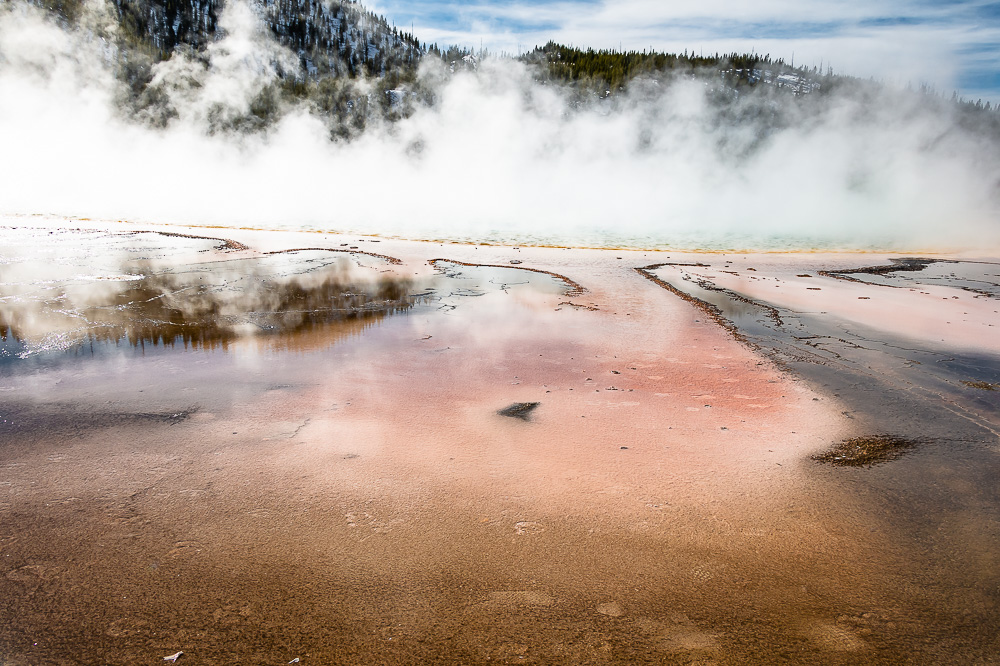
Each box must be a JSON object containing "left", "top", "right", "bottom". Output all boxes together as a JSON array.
[{"left": 367, "top": 0, "right": 1000, "bottom": 104}]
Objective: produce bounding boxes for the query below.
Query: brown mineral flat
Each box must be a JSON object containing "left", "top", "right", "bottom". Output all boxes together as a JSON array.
[{"left": 1, "top": 220, "right": 998, "bottom": 663}]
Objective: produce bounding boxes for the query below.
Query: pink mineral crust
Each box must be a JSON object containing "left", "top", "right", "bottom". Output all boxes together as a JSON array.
[
  {"left": 1, "top": 219, "right": 994, "bottom": 663},
  {"left": 663, "top": 253, "right": 1000, "bottom": 355}
]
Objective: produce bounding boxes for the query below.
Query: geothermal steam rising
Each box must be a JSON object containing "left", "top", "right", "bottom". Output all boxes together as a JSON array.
[
  {"left": 1, "top": 0, "right": 998, "bottom": 250},
  {"left": 0, "top": 228, "right": 414, "bottom": 354}
]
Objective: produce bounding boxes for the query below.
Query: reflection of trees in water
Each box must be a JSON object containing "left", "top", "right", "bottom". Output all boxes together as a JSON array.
[{"left": 0, "top": 268, "right": 415, "bottom": 353}]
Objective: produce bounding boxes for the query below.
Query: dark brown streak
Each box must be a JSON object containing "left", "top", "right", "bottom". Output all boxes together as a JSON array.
[
  {"left": 818, "top": 257, "right": 945, "bottom": 283},
  {"left": 428, "top": 259, "right": 587, "bottom": 297},
  {"left": 634, "top": 264, "right": 745, "bottom": 343},
  {"left": 266, "top": 247, "right": 403, "bottom": 265},
  {"left": 636, "top": 263, "right": 786, "bottom": 346},
  {"left": 136, "top": 230, "right": 250, "bottom": 252},
  {"left": 137, "top": 231, "right": 405, "bottom": 265}
]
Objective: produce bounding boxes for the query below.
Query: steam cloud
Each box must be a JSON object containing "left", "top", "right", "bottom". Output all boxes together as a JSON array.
[
  {"left": 0, "top": 227, "right": 413, "bottom": 355},
  {"left": 1, "top": 0, "right": 998, "bottom": 251}
]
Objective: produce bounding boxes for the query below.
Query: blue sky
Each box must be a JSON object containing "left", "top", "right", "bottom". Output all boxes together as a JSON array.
[{"left": 369, "top": 0, "right": 1000, "bottom": 103}]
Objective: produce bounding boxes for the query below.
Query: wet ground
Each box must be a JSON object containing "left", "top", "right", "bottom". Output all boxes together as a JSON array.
[
  {"left": 647, "top": 256, "right": 1000, "bottom": 663},
  {"left": 2, "top": 224, "right": 1000, "bottom": 664},
  {"left": 644, "top": 257, "right": 1000, "bottom": 437}
]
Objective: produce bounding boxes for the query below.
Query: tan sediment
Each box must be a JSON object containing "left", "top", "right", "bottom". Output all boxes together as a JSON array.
[{"left": 0, "top": 221, "right": 995, "bottom": 663}]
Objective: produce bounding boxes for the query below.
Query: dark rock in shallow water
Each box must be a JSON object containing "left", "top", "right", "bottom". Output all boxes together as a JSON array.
[{"left": 497, "top": 402, "right": 540, "bottom": 420}]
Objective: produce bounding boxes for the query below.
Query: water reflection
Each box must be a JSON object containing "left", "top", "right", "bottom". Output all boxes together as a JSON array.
[
  {"left": 643, "top": 260, "right": 1000, "bottom": 435},
  {"left": 0, "top": 228, "right": 589, "bottom": 365},
  {"left": 639, "top": 263, "right": 779, "bottom": 339},
  {"left": 429, "top": 259, "right": 585, "bottom": 298},
  {"left": 0, "top": 229, "right": 417, "bottom": 359},
  {"left": 828, "top": 258, "right": 1000, "bottom": 298}
]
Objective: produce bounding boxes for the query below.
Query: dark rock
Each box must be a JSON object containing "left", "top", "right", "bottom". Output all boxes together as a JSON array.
[{"left": 497, "top": 402, "right": 540, "bottom": 420}]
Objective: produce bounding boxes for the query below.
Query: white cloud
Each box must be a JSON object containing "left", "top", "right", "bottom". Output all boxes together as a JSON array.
[{"left": 384, "top": 0, "right": 1000, "bottom": 101}]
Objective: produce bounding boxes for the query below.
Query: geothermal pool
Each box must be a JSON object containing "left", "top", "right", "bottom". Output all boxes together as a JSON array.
[{"left": 1, "top": 220, "right": 999, "bottom": 664}]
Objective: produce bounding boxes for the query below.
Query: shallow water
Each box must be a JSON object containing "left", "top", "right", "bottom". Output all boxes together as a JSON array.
[
  {"left": 835, "top": 258, "right": 1000, "bottom": 298},
  {"left": 647, "top": 260, "right": 1000, "bottom": 432},
  {"left": 0, "top": 226, "right": 419, "bottom": 362},
  {"left": 647, "top": 255, "right": 1000, "bottom": 662},
  {"left": 639, "top": 262, "right": 780, "bottom": 337},
  {"left": 2, "top": 229, "right": 1000, "bottom": 664}
]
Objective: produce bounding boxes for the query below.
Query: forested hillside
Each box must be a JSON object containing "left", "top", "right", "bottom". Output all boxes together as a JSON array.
[
  {"left": 110, "top": 0, "right": 424, "bottom": 77},
  {"left": 523, "top": 41, "right": 1000, "bottom": 136},
  {"left": 24, "top": 0, "right": 465, "bottom": 135},
  {"left": 21, "top": 0, "right": 1000, "bottom": 139}
]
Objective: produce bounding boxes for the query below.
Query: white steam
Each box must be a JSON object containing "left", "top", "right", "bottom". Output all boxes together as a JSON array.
[
  {"left": 143, "top": 1, "right": 299, "bottom": 126},
  {"left": 1, "top": 0, "right": 998, "bottom": 250}
]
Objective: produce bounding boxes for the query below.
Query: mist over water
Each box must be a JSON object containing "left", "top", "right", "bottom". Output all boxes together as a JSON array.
[
  {"left": 2, "top": 0, "right": 999, "bottom": 251},
  {"left": 0, "top": 227, "right": 416, "bottom": 364}
]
